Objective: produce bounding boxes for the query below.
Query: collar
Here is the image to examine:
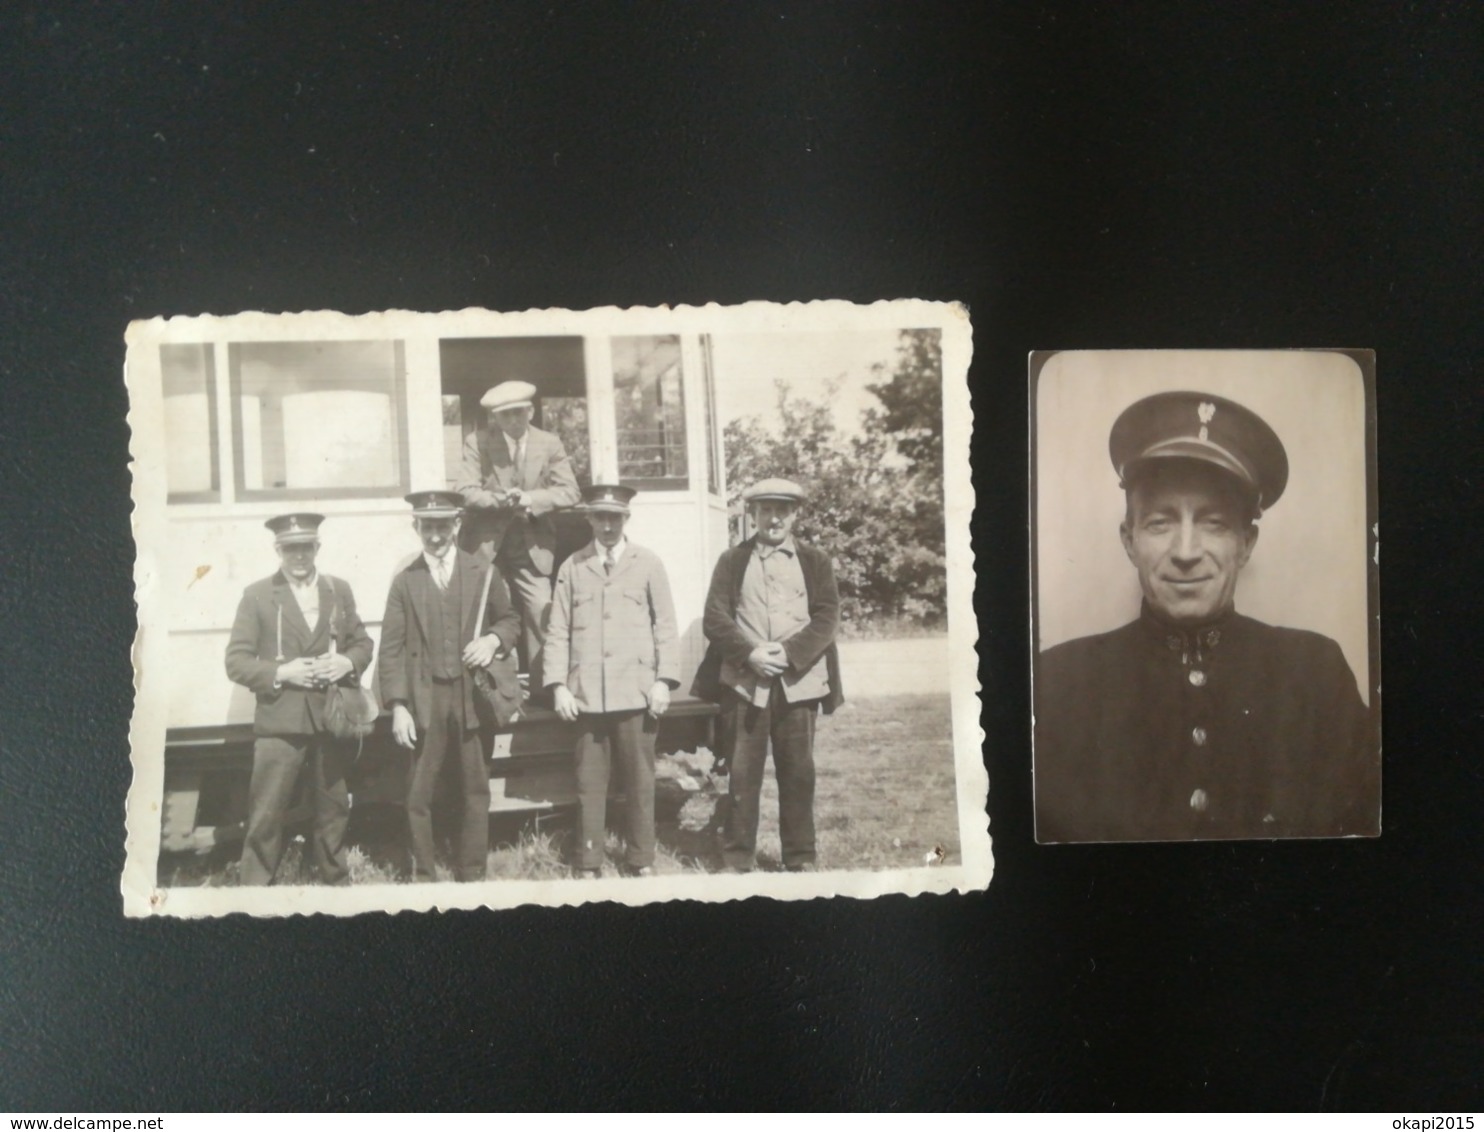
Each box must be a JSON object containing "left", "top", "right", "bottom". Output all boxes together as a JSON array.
[
  {"left": 286, "top": 570, "right": 319, "bottom": 591},
  {"left": 502, "top": 430, "right": 526, "bottom": 454},
  {"left": 596, "top": 537, "right": 627, "bottom": 564},
  {"left": 1137, "top": 601, "right": 1233, "bottom": 655},
  {"left": 753, "top": 536, "right": 797, "bottom": 560},
  {"left": 422, "top": 549, "right": 456, "bottom": 574}
]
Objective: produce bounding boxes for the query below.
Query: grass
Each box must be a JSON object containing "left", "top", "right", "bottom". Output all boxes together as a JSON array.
[{"left": 157, "top": 693, "right": 961, "bottom": 886}]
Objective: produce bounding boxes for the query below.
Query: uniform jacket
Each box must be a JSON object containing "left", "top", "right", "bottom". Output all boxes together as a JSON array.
[
  {"left": 377, "top": 549, "right": 521, "bottom": 732},
  {"left": 454, "top": 425, "right": 580, "bottom": 574},
  {"left": 692, "top": 537, "right": 845, "bottom": 714},
  {"left": 225, "top": 572, "right": 375, "bottom": 738},
  {"left": 1034, "top": 606, "right": 1379, "bottom": 843},
  {"left": 545, "top": 541, "right": 681, "bottom": 714}
]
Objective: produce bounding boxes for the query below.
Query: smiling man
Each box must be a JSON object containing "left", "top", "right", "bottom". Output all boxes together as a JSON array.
[
  {"left": 545, "top": 483, "right": 679, "bottom": 877},
  {"left": 693, "top": 478, "right": 844, "bottom": 871},
  {"left": 1034, "top": 391, "right": 1378, "bottom": 843},
  {"left": 225, "top": 513, "right": 373, "bottom": 885},
  {"left": 379, "top": 491, "right": 520, "bottom": 881}
]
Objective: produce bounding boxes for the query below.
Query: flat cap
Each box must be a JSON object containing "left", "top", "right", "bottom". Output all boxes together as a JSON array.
[
  {"left": 580, "top": 483, "right": 637, "bottom": 513},
  {"left": 405, "top": 490, "right": 465, "bottom": 518},
  {"left": 1110, "top": 390, "right": 1289, "bottom": 511},
  {"left": 743, "top": 477, "right": 806, "bottom": 504},
  {"left": 265, "top": 512, "right": 324, "bottom": 544},
  {"left": 480, "top": 380, "right": 537, "bottom": 412}
]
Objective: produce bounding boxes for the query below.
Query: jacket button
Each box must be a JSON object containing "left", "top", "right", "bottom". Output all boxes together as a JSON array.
[
  {"left": 1190, "top": 788, "right": 1209, "bottom": 812},
  {"left": 1188, "top": 669, "right": 1207, "bottom": 687},
  {"left": 1192, "top": 726, "right": 1208, "bottom": 746}
]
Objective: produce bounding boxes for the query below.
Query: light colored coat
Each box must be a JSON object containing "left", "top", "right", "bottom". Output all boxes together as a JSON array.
[
  {"left": 454, "top": 425, "right": 580, "bottom": 574},
  {"left": 545, "top": 542, "right": 680, "bottom": 714}
]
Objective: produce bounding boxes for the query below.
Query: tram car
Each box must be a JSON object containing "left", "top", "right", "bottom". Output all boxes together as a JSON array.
[{"left": 146, "top": 326, "right": 731, "bottom": 856}]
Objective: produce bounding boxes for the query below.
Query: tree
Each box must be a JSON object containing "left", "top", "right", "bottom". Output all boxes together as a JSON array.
[
  {"left": 865, "top": 328, "right": 943, "bottom": 480},
  {"left": 722, "top": 329, "right": 947, "bottom": 631}
]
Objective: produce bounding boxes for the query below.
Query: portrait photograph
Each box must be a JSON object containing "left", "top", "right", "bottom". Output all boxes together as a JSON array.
[
  {"left": 1030, "top": 349, "right": 1381, "bottom": 845},
  {"left": 121, "top": 298, "right": 987, "bottom": 917}
]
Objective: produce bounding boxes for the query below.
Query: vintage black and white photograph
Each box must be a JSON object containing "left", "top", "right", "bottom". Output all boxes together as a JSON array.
[
  {"left": 121, "top": 299, "right": 985, "bottom": 916},
  {"left": 1030, "top": 349, "right": 1381, "bottom": 845}
]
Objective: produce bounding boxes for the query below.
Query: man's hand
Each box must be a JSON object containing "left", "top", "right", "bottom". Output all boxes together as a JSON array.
[
  {"left": 311, "top": 652, "right": 354, "bottom": 685},
  {"left": 465, "top": 488, "right": 501, "bottom": 510},
  {"left": 391, "top": 704, "right": 418, "bottom": 749},
  {"left": 463, "top": 633, "right": 501, "bottom": 669},
  {"left": 646, "top": 681, "right": 671, "bottom": 718},
  {"left": 276, "top": 657, "right": 319, "bottom": 689},
  {"left": 746, "top": 642, "right": 788, "bottom": 680},
  {"left": 551, "top": 684, "right": 580, "bottom": 722},
  {"left": 503, "top": 487, "right": 525, "bottom": 511}
]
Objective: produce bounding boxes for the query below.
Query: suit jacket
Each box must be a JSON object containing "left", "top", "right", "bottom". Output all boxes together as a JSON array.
[
  {"left": 545, "top": 541, "right": 680, "bottom": 714},
  {"left": 1034, "top": 605, "right": 1379, "bottom": 843},
  {"left": 454, "top": 424, "right": 580, "bottom": 574},
  {"left": 377, "top": 549, "right": 521, "bottom": 732},
  {"left": 225, "top": 572, "right": 374, "bottom": 738},
  {"left": 691, "top": 537, "right": 845, "bottom": 714}
]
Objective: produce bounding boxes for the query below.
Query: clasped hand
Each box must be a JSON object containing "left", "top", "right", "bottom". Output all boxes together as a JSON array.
[
  {"left": 488, "top": 487, "right": 524, "bottom": 511},
  {"left": 747, "top": 642, "right": 788, "bottom": 680},
  {"left": 277, "top": 653, "right": 353, "bottom": 689}
]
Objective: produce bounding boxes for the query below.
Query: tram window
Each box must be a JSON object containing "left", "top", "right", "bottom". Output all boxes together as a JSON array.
[
  {"left": 612, "top": 335, "right": 688, "bottom": 489},
  {"left": 161, "top": 343, "right": 220, "bottom": 502},
  {"left": 229, "top": 340, "right": 409, "bottom": 500},
  {"left": 442, "top": 395, "right": 464, "bottom": 487}
]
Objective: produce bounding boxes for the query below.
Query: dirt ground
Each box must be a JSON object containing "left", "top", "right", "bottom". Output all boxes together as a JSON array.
[{"left": 835, "top": 635, "right": 950, "bottom": 698}]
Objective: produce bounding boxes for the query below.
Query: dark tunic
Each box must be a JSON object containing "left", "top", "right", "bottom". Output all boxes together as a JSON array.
[{"left": 1034, "top": 605, "right": 1379, "bottom": 843}]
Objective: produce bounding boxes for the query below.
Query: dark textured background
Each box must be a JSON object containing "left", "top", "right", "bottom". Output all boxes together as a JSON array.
[{"left": 1, "top": 1, "right": 1480, "bottom": 1111}]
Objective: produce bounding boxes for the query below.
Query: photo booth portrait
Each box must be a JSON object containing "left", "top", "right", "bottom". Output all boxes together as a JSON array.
[{"left": 1030, "top": 350, "right": 1380, "bottom": 845}]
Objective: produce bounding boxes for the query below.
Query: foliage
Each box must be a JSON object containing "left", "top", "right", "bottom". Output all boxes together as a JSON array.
[
  {"left": 540, "top": 396, "right": 592, "bottom": 487},
  {"left": 722, "top": 329, "right": 947, "bottom": 629}
]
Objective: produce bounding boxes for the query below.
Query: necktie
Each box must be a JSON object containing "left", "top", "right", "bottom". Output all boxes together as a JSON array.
[
  {"left": 603, "top": 550, "right": 614, "bottom": 576},
  {"left": 435, "top": 556, "right": 449, "bottom": 590}
]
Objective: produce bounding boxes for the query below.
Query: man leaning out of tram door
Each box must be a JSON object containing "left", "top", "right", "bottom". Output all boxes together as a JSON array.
[{"left": 546, "top": 484, "right": 680, "bottom": 877}]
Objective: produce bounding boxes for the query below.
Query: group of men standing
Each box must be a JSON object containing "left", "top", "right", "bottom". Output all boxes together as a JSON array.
[{"left": 223, "top": 379, "right": 844, "bottom": 885}]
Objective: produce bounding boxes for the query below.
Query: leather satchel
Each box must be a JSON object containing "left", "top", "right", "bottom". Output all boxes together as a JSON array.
[
  {"left": 320, "top": 578, "right": 380, "bottom": 740},
  {"left": 471, "top": 563, "right": 523, "bottom": 728},
  {"left": 324, "top": 681, "right": 379, "bottom": 740}
]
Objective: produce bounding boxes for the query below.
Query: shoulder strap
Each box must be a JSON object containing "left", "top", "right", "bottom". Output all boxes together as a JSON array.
[
  {"left": 475, "top": 563, "right": 495, "bottom": 637},
  {"left": 324, "top": 575, "right": 343, "bottom": 652}
]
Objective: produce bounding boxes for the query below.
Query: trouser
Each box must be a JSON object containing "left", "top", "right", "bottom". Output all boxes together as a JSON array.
[
  {"left": 498, "top": 550, "right": 552, "bottom": 689},
  {"left": 721, "top": 692, "right": 820, "bottom": 871},
  {"left": 573, "top": 709, "right": 658, "bottom": 869},
  {"left": 407, "top": 678, "right": 489, "bottom": 882},
  {"left": 240, "top": 734, "right": 350, "bottom": 886}
]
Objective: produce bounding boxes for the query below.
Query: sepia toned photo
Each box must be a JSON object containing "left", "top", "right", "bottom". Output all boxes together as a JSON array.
[
  {"left": 1030, "top": 349, "right": 1381, "bottom": 845},
  {"left": 121, "top": 299, "right": 986, "bottom": 916}
]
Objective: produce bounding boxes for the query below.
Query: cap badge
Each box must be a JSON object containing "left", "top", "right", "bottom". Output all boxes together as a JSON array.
[{"left": 1197, "top": 401, "right": 1216, "bottom": 441}]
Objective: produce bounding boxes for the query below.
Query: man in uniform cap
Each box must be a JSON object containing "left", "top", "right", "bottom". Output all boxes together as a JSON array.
[
  {"left": 1034, "top": 391, "right": 1379, "bottom": 843},
  {"left": 379, "top": 491, "right": 521, "bottom": 881},
  {"left": 225, "top": 513, "right": 374, "bottom": 885},
  {"left": 454, "top": 379, "right": 581, "bottom": 689},
  {"left": 545, "top": 483, "right": 679, "bottom": 876},
  {"left": 693, "top": 478, "right": 844, "bottom": 871}
]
